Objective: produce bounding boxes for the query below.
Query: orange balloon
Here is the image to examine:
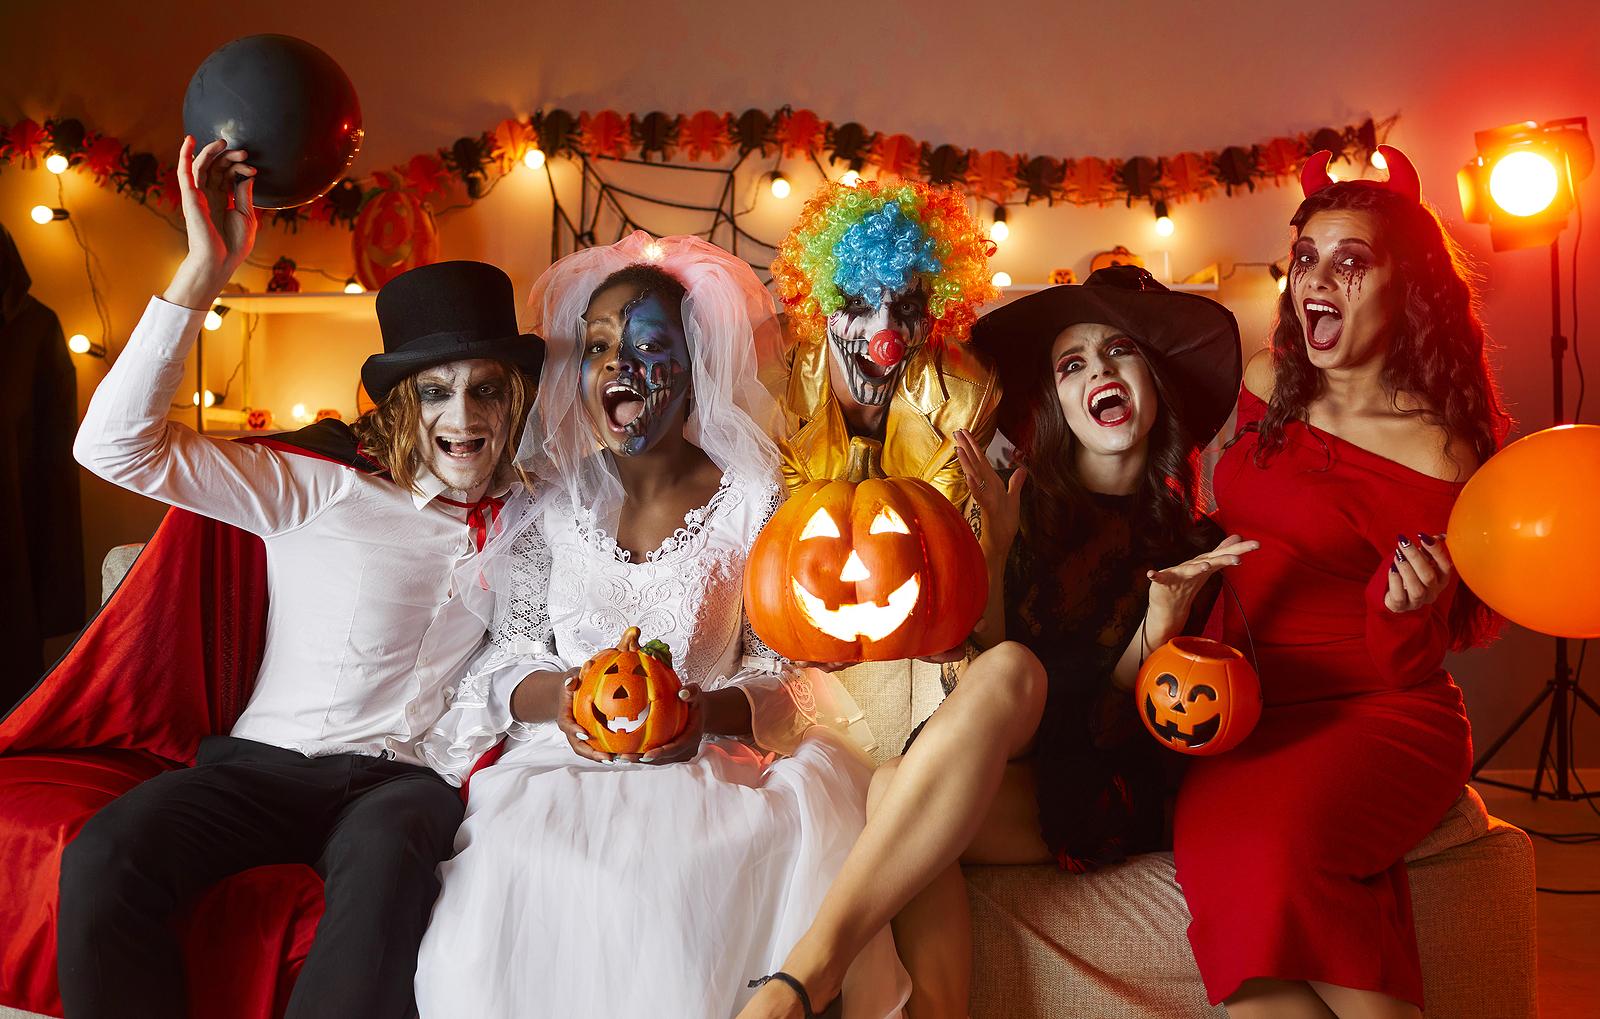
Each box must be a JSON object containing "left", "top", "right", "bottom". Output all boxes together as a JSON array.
[{"left": 1447, "top": 425, "right": 1600, "bottom": 638}]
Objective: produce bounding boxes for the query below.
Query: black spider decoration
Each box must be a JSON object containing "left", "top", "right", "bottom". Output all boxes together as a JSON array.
[
  {"left": 828, "top": 121, "right": 874, "bottom": 166},
  {"left": 323, "top": 178, "right": 364, "bottom": 227},
  {"left": 1214, "top": 146, "right": 1258, "bottom": 195},
  {"left": 1021, "top": 155, "right": 1065, "bottom": 205},
  {"left": 734, "top": 108, "right": 774, "bottom": 157},
  {"left": 1309, "top": 127, "right": 1347, "bottom": 163},
  {"left": 45, "top": 117, "right": 87, "bottom": 157},
  {"left": 534, "top": 110, "right": 580, "bottom": 158},
  {"left": 1120, "top": 156, "right": 1161, "bottom": 205},
  {"left": 634, "top": 112, "right": 680, "bottom": 162},
  {"left": 117, "top": 151, "right": 159, "bottom": 199},
  {"left": 446, "top": 135, "right": 492, "bottom": 198},
  {"left": 922, "top": 144, "right": 968, "bottom": 186}
]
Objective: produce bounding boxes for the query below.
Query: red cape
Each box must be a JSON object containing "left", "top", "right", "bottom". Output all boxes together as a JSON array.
[{"left": 0, "top": 421, "right": 379, "bottom": 1019}]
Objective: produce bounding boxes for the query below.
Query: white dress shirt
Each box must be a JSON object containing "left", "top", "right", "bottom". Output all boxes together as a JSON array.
[{"left": 74, "top": 296, "right": 497, "bottom": 770}]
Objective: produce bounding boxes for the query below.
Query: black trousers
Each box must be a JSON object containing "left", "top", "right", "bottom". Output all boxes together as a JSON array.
[{"left": 56, "top": 735, "right": 464, "bottom": 1019}]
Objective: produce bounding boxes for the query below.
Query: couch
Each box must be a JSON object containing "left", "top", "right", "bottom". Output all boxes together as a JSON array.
[{"left": 0, "top": 550, "right": 1538, "bottom": 1019}]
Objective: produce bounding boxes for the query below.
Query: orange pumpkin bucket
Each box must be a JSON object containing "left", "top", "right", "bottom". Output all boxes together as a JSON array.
[{"left": 1135, "top": 636, "right": 1261, "bottom": 756}]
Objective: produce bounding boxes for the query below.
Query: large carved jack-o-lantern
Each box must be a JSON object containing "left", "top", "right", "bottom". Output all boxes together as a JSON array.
[
  {"left": 745, "top": 438, "right": 988, "bottom": 663},
  {"left": 572, "top": 627, "right": 689, "bottom": 755},
  {"left": 1135, "top": 636, "right": 1261, "bottom": 756}
]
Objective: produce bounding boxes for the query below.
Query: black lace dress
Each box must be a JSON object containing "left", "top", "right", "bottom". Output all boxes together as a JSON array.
[{"left": 1006, "top": 492, "right": 1220, "bottom": 871}]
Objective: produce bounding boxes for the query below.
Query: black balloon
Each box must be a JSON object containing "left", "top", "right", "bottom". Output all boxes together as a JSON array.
[{"left": 182, "top": 34, "right": 362, "bottom": 210}]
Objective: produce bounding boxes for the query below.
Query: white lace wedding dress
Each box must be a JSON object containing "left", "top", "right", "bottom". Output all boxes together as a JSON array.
[{"left": 413, "top": 472, "right": 908, "bottom": 1018}]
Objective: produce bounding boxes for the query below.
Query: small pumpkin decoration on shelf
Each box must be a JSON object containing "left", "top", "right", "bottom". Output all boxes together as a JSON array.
[
  {"left": 572, "top": 627, "right": 689, "bottom": 755},
  {"left": 1135, "top": 636, "right": 1261, "bottom": 756},
  {"left": 744, "top": 437, "right": 987, "bottom": 663}
]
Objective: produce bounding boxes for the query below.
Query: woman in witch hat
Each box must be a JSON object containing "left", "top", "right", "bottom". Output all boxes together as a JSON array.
[{"left": 740, "top": 265, "right": 1254, "bottom": 1018}]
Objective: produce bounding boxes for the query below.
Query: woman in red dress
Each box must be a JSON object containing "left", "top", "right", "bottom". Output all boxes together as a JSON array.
[{"left": 1174, "top": 146, "right": 1512, "bottom": 1018}]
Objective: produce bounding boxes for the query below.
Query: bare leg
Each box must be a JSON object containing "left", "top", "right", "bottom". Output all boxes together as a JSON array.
[
  {"left": 1226, "top": 979, "right": 1338, "bottom": 1019},
  {"left": 890, "top": 761, "right": 1052, "bottom": 1018},
  {"left": 736, "top": 642, "right": 1048, "bottom": 1019},
  {"left": 1310, "top": 983, "right": 1422, "bottom": 1019}
]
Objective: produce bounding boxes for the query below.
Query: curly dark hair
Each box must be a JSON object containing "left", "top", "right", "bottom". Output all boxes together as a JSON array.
[
  {"left": 1012, "top": 348, "right": 1212, "bottom": 566},
  {"left": 1257, "top": 182, "right": 1513, "bottom": 649}
]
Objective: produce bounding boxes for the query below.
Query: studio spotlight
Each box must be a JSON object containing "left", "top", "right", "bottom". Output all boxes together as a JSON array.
[{"left": 1458, "top": 117, "right": 1592, "bottom": 252}]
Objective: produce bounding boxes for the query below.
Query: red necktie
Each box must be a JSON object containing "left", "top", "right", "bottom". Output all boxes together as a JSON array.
[{"left": 439, "top": 493, "right": 506, "bottom": 552}]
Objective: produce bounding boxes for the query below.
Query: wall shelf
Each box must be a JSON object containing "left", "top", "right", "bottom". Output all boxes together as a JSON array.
[{"left": 220, "top": 291, "right": 377, "bottom": 318}]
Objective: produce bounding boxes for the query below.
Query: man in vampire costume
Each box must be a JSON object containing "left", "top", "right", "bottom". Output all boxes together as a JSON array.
[
  {"left": 0, "top": 139, "right": 542, "bottom": 1019},
  {"left": 767, "top": 179, "right": 1002, "bottom": 510}
]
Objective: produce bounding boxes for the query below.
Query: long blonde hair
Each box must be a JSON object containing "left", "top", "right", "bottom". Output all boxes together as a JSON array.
[{"left": 352, "top": 363, "right": 532, "bottom": 494}]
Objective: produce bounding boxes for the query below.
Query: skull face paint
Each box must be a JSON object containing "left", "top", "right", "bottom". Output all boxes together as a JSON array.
[
  {"left": 580, "top": 281, "right": 692, "bottom": 457},
  {"left": 826, "top": 282, "right": 931, "bottom": 406}
]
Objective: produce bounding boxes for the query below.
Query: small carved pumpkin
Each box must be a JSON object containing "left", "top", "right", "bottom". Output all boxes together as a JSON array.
[
  {"left": 1090, "top": 246, "right": 1145, "bottom": 274},
  {"left": 572, "top": 627, "right": 689, "bottom": 755},
  {"left": 1135, "top": 636, "right": 1261, "bottom": 756},
  {"left": 745, "top": 439, "right": 987, "bottom": 663}
]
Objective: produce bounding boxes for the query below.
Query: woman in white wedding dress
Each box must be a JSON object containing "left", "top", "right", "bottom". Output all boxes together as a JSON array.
[{"left": 413, "top": 232, "right": 907, "bottom": 1019}]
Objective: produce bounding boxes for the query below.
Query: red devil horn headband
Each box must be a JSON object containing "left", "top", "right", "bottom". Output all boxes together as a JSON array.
[{"left": 1300, "top": 144, "right": 1421, "bottom": 203}]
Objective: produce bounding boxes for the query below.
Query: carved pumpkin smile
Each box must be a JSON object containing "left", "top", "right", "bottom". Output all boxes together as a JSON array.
[
  {"left": 745, "top": 438, "right": 987, "bottom": 663},
  {"left": 572, "top": 628, "right": 688, "bottom": 755}
]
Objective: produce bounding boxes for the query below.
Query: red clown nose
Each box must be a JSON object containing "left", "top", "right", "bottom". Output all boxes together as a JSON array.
[{"left": 868, "top": 329, "right": 907, "bottom": 367}]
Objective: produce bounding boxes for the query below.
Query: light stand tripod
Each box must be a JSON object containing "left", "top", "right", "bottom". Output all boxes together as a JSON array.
[{"left": 1471, "top": 239, "right": 1600, "bottom": 800}]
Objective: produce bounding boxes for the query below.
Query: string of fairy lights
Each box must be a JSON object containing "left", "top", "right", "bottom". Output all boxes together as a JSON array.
[{"left": 17, "top": 117, "right": 1383, "bottom": 367}]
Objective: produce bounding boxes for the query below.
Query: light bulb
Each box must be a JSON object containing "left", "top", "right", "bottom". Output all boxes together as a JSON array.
[
  {"left": 204, "top": 309, "right": 223, "bottom": 331},
  {"left": 343, "top": 278, "right": 364, "bottom": 294},
  {"left": 769, "top": 172, "right": 791, "bottom": 199},
  {"left": 45, "top": 153, "right": 69, "bottom": 174},
  {"left": 1489, "top": 150, "right": 1560, "bottom": 217},
  {"left": 67, "top": 333, "right": 91, "bottom": 354},
  {"left": 291, "top": 403, "right": 308, "bottom": 421},
  {"left": 523, "top": 146, "right": 546, "bottom": 170},
  {"left": 1277, "top": 274, "right": 1289, "bottom": 294},
  {"left": 1370, "top": 149, "right": 1388, "bottom": 171},
  {"left": 192, "top": 389, "right": 217, "bottom": 408},
  {"left": 990, "top": 206, "right": 1010, "bottom": 243},
  {"left": 1155, "top": 215, "right": 1174, "bottom": 237},
  {"left": 840, "top": 168, "right": 862, "bottom": 187},
  {"left": 992, "top": 271, "right": 1012, "bottom": 288},
  {"left": 30, "top": 205, "right": 53, "bottom": 225},
  {"left": 642, "top": 240, "right": 666, "bottom": 262}
]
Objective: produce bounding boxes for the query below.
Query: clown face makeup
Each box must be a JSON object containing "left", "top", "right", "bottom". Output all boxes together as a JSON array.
[
  {"left": 413, "top": 358, "right": 515, "bottom": 499},
  {"left": 1050, "top": 322, "right": 1158, "bottom": 459},
  {"left": 825, "top": 282, "right": 932, "bottom": 406},
  {"left": 580, "top": 281, "right": 692, "bottom": 457},
  {"left": 1290, "top": 209, "right": 1400, "bottom": 371}
]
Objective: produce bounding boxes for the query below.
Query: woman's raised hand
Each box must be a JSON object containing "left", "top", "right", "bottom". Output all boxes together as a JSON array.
[
  {"left": 1146, "top": 533, "right": 1260, "bottom": 634},
  {"left": 953, "top": 428, "right": 1026, "bottom": 557},
  {"left": 165, "top": 135, "right": 257, "bottom": 310},
  {"left": 1384, "top": 532, "right": 1453, "bottom": 614}
]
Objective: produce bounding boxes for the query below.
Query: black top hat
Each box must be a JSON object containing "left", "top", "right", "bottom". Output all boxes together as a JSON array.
[
  {"left": 971, "top": 265, "right": 1242, "bottom": 450},
  {"left": 361, "top": 260, "right": 546, "bottom": 402}
]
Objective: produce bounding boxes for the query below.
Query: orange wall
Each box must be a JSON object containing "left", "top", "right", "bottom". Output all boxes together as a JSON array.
[{"left": 3, "top": 0, "right": 1599, "bottom": 767}]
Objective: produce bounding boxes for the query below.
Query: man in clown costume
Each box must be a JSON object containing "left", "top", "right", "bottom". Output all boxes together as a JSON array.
[{"left": 769, "top": 180, "right": 1001, "bottom": 509}]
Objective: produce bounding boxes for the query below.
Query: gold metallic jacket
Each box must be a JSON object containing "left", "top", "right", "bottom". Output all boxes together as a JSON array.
[{"left": 768, "top": 330, "right": 1002, "bottom": 508}]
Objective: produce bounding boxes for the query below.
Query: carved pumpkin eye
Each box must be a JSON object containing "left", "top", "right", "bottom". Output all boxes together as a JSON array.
[
  {"left": 869, "top": 507, "right": 911, "bottom": 534},
  {"left": 1187, "top": 685, "right": 1217, "bottom": 703},
  {"left": 1157, "top": 674, "right": 1179, "bottom": 697},
  {"left": 801, "top": 508, "right": 841, "bottom": 540}
]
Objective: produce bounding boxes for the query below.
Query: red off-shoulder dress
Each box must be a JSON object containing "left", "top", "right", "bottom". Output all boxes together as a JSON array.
[{"left": 1173, "top": 388, "right": 1473, "bottom": 1008}]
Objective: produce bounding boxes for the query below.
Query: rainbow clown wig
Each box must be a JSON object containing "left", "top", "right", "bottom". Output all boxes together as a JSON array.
[{"left": 772, "top": 180, "right": 997, "bottom": 351}]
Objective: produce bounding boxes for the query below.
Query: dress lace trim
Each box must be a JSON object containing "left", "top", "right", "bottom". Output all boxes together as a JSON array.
[{"left": 574, "top": 475, "right": 738, "bottom": 565}]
